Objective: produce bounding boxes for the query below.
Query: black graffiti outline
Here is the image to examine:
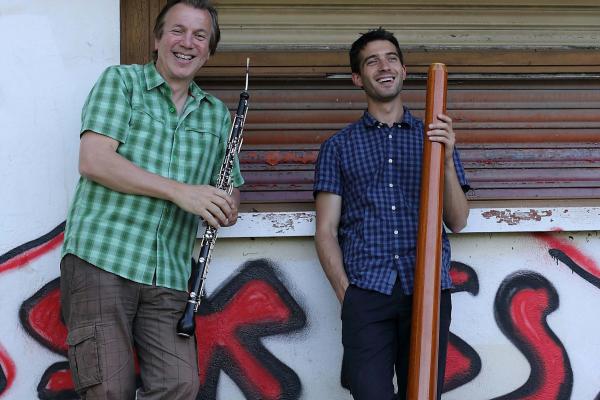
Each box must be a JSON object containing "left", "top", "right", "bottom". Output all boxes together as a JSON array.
[
  {"left": 444, "top": 332, "right": 482, "bottom": 393},
  {"left": 549, "top": 248, "right": 600, "bottom": 290},
  {"left": 196, "top": 259, "right": 307, "bottom": 400},
  {"left": 492, "top": 271, "right": 572, "bottom": 400},
  {"left": 442, "top": 261, "right": 482, "bottom": 393},
  {"left": 450, "top": 261, "right": 480, "bottom": 295},
  {"left": 0, "top": 222, "right": 65, "bottom": 268},
  {"left": 0, "top": 366, "right": 6, "bottom": 397},
  {"left": 37, "top": 361, "right": 78, "bottom": 400},
  {"left": 19, "top": 278, "right": 66, "bottom": 356}
]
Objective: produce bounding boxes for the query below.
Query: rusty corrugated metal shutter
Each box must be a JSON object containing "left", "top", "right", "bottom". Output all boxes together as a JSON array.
[
  {"left": 120, "top": 0, "right": 600, "bottom": 206},
  {"left": 201, "top": 73, "right": 600, "bottom": 204}
]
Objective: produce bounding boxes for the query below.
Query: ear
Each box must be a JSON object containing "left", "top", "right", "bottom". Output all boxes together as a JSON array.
[
  {"left": 401, "top": 64, "right": 407, "bottom": 80},
  {"left": 351, "top": 72, "right": 363, "bottom": 88},
  {"left": 154, "top": 37, "right": 159, "bottom": 52}
]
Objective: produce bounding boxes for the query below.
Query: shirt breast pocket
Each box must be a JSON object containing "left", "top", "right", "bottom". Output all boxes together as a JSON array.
[
  {"left": 122, "top": 109, "right": 167, "bottom": 173},
  {"left": 173, "top": 125, "right": 221, "bottom": 184}
]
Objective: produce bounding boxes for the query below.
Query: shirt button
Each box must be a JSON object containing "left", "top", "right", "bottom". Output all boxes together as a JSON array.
[
  {"left": 169, "top": 107, "right": 175, "bottom": 113},
  {"left": 388, "top": 134, "right": 392, "bottom": 139},
  {"left": 389, "top": 183, "right": 394, "bottom": 188},
  {"left": 394, "top": 255, "right": 400, "bottom": 260},
  {"left": 392, "top": 205, "right": 396, "bottom": 211},
  {"left": 388, "top": 158, "right": 393, "bottom": 164},
  {"left": 394, "top": 230, "right": 399, "bottom": 235}
]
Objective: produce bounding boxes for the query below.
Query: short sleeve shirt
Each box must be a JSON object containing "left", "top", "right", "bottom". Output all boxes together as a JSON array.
[
  {"left": 62, "top": 62, "right": 244, "bottom": 291},
  {"left": 314, "top": 109, "right": 469, "bottom": 295}
]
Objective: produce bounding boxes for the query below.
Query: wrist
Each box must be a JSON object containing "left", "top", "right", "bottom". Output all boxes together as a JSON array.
[
  {"left": 166, "top": 179, "right": 183, "bottom": 203},
  {"left": 337, "top": 278, "right": 349, "bottom": 294}
]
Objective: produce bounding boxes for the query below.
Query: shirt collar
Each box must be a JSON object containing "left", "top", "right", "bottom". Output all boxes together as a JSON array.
[
  {"left": 143, "top": 62, "right": 215, "bottom": 105},
  {"left": 361, "top": 106, "right": 416, "bottom": 129},
  {"left": 144, "top": 62, "right": 164, "bottom": 90}
]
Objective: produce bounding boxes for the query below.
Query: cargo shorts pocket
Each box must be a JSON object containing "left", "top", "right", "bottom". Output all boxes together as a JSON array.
[{"left": 66, "top": 325, "right": 102, "bottom": 391}]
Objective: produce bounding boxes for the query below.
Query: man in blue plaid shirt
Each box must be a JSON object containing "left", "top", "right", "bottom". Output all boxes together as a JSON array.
[{"left": 314, "top": 28, "right": 470, "bottom": 400}]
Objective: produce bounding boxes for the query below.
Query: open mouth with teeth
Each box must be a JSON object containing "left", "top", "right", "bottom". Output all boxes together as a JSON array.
[
  {"left": 174, "top": 52, "right": 194, "bottom": 61},
  {"left": 376, "top": 76, "right": 395, "bottom": 84}
]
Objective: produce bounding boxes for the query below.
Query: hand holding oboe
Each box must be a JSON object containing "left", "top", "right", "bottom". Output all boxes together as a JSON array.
[
  {"left": 171, "top": 184, "right": 235, "bottom": 228},
  {"left": 177, "top": 59, "right": 250, "bottom": 338}
]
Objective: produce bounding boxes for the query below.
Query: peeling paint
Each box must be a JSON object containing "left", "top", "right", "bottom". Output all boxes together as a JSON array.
[
  {"left": 262, "top": 151, "right": 318, "bottom": 166},
  {"left": 481, "top": 209, "right": 553, "bottom": 226},
  {"left": 220, "top": 208, "right": 599, "bottom": 237},
  {"left": 261, "top": 212, "right": 316, "bottom": 234}
]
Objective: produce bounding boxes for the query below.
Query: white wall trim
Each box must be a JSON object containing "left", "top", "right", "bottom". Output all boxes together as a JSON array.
[{"left": 213, "top": 207, "right": 600, "bottom": 238}]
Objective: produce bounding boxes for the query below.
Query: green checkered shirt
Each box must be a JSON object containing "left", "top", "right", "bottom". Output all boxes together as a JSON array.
[{"left": 62, "top": 62, "right": 244, "bottom": 291}]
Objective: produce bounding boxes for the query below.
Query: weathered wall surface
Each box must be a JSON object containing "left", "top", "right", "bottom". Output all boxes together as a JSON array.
[
  {"left": 0, "top": 0, "right": 119, "bottom": 397},
  {"left": 0, "top": 0, "right": 120, "bottom": 251},
  {"left": 2, "top": 226, "right": 600, "bottom": 399}
]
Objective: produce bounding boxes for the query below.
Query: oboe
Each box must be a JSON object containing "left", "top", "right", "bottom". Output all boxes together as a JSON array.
[{"left": 177, "top": 59, "right": 250, "bottom": 338}]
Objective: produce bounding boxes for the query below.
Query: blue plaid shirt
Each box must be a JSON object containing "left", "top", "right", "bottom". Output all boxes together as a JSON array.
[{"left": 314, "top": 108, "right": 469, "bottom": 295}]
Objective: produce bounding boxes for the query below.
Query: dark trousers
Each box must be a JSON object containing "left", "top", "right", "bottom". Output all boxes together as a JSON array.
[
  {"left": 60, "top": 254, "right": 199, "bottom": 400},
  {"left": 341, "top": 281, "right": 452, "bottom": 400}
]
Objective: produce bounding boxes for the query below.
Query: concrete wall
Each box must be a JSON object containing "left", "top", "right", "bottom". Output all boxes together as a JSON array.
[
  {"left": 0, "top": 0, "right": 120, "bottom": 249},
  {"left": 1, "top": 1, "right": 599, "bottom": 400},
  {"left": 0, "top": 0, "right": 120, "bottom": 398},
  {"left": 3, "top": 222, "right": 600, "bottom": 399}
]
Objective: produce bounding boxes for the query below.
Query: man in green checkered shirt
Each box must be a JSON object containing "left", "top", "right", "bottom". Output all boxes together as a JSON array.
[{"left": 60, "top": 1, "right": 242, "bottom": 398}]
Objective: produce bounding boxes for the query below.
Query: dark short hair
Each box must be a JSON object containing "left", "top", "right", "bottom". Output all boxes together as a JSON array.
[
  {"left": 349, "top": 27, "right": 404, "bottom": 74},
  {"left": 153, "top": 0, "right": 221, "bottom": 57}
]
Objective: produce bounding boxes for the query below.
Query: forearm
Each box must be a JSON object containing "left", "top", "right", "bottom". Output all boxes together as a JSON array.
[
  {"left": 315, "top": 230, "right": 349, "bottom": 303},
  {"left": 80, "top": 144, "right": 181, "bottom": 202},
  {"left": 442, "top": 160, "right": 469, "bottom": 232},
  {"left": 79, "top": 131, "right": 235, "bottom": 227}
]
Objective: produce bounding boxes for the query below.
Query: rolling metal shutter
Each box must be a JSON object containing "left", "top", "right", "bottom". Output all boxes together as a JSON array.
[
  {"left": 200, "top": 51, "right": 600, "bottom": 205},
  {"left": 120, "top": 0, "right": 600, "bottom": 207}
]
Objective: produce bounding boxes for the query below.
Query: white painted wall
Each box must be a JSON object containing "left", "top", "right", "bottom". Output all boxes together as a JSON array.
[
  {"left": 207, "top": 233, "right": 600, "bottom": 400},
  {"left": 0, "top": 0, "right": 120, "bottom": 251},
  {"left": 2, "top": 230, "right": 599, "bottom": 399},
  {"left": 0, "top": 1, "right": 119, "bottom": 398}
]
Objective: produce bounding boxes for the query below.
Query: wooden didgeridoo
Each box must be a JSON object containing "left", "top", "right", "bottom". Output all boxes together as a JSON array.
[{"left": 406, "top": 63, "right": 448, "bottom": 400}]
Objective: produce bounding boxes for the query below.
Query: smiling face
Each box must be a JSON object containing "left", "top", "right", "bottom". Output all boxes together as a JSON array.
[
  {"left": 154, "top": 3, "right": 212, "bottom": 88},
  {"left": 352, "top": 39, "right": 407, "bottom": 103}
]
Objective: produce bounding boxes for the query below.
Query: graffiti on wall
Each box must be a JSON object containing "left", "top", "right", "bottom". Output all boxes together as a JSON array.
[
  {"left": 535, "top": 232, "right": 600, "bottom": 290},
  {"left": 0, "top": 344, "right": 16, "bottom": 396},
  {"left": 0, "top": 222, "right": 66, "bottom": 398},
  {"left": 195, "top": 260, "right": 306, "bottom": 400},
  {"left": 2, "top": 224, "right": 308, "bottom": 400},
  {"left": 444, "top": 262, "right": 482, "bottom": 392},
  {"left": 20, "top": 279, "right": 72, "bottom": 400},
  {"left": 1, "top": 223, "right": 599, "bottom": 399},
  {"left": 491, "top": 271, "right": 572, "bottom": 400}
]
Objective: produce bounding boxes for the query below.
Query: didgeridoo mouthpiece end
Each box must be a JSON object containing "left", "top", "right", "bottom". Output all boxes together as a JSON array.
[{"left": 429, "top": 63, "right": 447, "bottom": 72}]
